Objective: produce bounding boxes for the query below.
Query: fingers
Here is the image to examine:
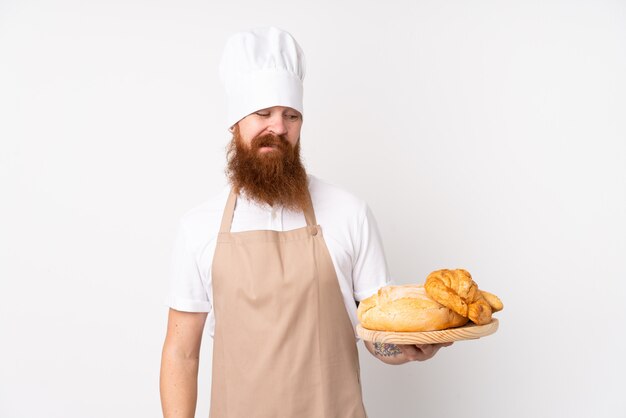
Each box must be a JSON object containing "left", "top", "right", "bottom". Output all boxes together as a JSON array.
[
  {"left": 397, "top": 344, "right": 422, "bottom": 361},
  {"left": 398, "top": 342, "right": 453, "bottom": 362},
  {"left": 415, "top": 342, "right": 453, "bottom": 350},
  {"left": 414, "top": 344, "right": 441, "bottom": 360}
]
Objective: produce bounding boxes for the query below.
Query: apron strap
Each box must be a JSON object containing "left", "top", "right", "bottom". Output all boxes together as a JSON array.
[
  {"left": 302, "top": 189, "right": 317, "bottom": 227},
  {"left": 219, "top": 189, "right": 238, "bottom": 233},
  {"left": 219, "top": 188, "right": 318, "bottom": 233}
]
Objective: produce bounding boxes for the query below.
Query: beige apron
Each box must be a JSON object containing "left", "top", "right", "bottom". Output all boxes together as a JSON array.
[{"left": 209, "top": 190, "right": 367, "bottom": 418}]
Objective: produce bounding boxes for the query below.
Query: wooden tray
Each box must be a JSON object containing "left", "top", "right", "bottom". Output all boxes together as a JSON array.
[{"left": 356, "top": 318, "right": 499, "bottom": 344}]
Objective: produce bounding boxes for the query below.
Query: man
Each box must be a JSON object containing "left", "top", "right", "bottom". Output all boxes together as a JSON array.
[{"left": 160, "top": 27, "right": 451, "bottom": 418}]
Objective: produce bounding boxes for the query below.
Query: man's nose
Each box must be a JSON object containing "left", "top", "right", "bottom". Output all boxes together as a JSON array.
[{"left": 267, "top": 114, "right": 287, "bottom": 136}]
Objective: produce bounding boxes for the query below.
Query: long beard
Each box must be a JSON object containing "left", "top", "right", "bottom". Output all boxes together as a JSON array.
[{"left": 226, "top": 129, "right": 309, "bottom": 211}]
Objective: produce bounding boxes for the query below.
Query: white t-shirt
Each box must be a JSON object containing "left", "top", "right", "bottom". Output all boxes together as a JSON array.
[{"left": 166, "top": 175, "right": 391, "bottom": 339}]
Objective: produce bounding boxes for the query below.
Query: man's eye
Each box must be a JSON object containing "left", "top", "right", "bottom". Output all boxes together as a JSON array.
[
  {"left": 255, "top": 112, "right": 270, "bottom": 117},
  {"left": 286, "top": 114, "right": 300, "bottom": 120}
]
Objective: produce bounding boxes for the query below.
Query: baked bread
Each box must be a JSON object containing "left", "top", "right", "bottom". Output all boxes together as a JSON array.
[
  {"left": 480, "top": 290, "right": 504, "bottom": 313},
  {"left": 425, "top": 269, "right": 500, "bottom": 325},
  {"left": 357, "top": 284, "right": 469, "bottom": 332}
]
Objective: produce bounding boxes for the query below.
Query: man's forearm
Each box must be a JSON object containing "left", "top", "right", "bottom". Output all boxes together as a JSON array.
[
  {"left": 363, "top": 340, "right": 452, "bottom": 364},
  {"left": 160, "top": 351, "right": 200, "bottom": 418},
  {"left": 364, "top": 341, "right": 412, "bottom": 365}
]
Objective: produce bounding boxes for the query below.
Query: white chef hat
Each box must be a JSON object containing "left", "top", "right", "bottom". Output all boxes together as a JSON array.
[{"left": 219, "top": 26, "right": 306, "bottom": 129}]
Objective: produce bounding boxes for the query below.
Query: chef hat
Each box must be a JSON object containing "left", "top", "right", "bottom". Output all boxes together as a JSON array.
[{"left": 219, "top": 26, "right": 306, "bottom": 129}]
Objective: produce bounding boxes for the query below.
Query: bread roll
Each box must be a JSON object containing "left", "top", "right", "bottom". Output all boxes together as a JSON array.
[
  {"left": 480, "top": 290, "right": 504, "bottom": 312},
  {"left": 357, "top": 284, "right": 469, "bottom": 332}
]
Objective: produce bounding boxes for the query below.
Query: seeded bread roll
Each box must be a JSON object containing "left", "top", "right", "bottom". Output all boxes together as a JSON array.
[{"left": 357, "top": 284, "right": 469, "bottom": 332}]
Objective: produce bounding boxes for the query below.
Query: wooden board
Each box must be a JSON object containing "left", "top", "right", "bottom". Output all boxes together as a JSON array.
[{"left": 357, "top": 318, "right": 499, "bottom": 344}]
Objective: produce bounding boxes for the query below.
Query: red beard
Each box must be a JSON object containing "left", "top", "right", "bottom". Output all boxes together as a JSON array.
[{"left": 226, "top": 128, "right": 309, "bottom": 211}]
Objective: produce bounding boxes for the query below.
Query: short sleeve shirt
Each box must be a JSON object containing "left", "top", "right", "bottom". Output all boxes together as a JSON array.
[{"left": 166, "top": 175, "right": 391, "bottom": 339}]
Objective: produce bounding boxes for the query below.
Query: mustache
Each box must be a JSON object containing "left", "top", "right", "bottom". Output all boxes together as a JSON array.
[{"left": 251, "top": 133, "right": 291, "bottom": 150}]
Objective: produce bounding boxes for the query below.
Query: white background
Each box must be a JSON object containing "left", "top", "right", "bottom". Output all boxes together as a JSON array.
[{"left": 1, "top": 1, "right": 625, "bottom": 417}]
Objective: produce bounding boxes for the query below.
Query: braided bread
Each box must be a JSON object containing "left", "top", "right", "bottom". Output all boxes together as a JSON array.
[{"left": 424, "top": 269, "right": 502, "bottom": 325}]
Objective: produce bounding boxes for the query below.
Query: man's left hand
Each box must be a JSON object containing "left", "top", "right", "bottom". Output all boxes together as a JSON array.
[
  {"left": 364, "top": 340, "right": 453, "bottom": 364},
  {"left": 397, "top": 342, "right": 453, "bottom": 362}
]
